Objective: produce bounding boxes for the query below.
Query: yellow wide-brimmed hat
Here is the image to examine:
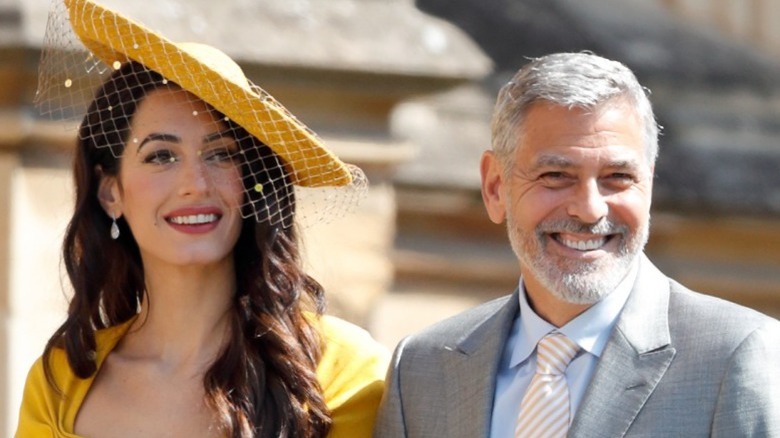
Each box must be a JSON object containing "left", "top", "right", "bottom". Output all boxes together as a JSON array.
[{"left": 63, "top": 0, "right": 352, "bottom": 188}]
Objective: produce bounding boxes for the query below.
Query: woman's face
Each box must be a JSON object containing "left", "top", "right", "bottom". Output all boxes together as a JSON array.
[{"left": 100, "top": 87, "right": 245, "bottom": 269}]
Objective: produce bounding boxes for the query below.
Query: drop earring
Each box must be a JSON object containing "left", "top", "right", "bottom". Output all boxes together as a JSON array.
[{"left": 110, "top": 213, "right": 120, "bottom": 240}]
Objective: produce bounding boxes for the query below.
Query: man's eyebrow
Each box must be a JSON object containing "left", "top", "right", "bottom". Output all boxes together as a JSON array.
[
  {"left": 605, "top": 158, "right": 642, "bottom": 170},
  {"left": 529, "top": 156, "right": 644, "bottom": 171},
  {"left": 531, "top": 155, "right": 576, "bottom": 171},
  {"left": 138, "top": 133, "right": 179, "bottom": 151}
]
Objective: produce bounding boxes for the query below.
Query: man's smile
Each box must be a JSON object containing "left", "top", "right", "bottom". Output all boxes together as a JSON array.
[{"left": 552, "top": 233, "right": 615, "bottom": 251}]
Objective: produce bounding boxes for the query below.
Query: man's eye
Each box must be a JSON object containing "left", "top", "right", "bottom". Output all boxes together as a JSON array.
[
  {"left": 606, "top": 173, "right": 637, "bottom": 184},
  {"left": 143, "top": 150, "right": 176, "bottom": 164},
  {"left": 600, "top": 173, "right": 639, "bottom": 190},
  {"left": 539, "top": 172, "right": 574, "bottom": 186}
]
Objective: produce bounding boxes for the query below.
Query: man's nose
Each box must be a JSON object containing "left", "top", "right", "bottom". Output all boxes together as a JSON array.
[{"left": 566, "top": 179, "right": 608, "bottom": 224}]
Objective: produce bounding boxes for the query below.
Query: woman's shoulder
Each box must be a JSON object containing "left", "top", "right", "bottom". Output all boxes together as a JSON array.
[
  {"left": 319, "top": 315, "right": 383, "bottom": 348},
  {"left": 315, "top": 315, "right": 390, "bottom": 437},
  {"left": 17, "top": 347, "right": 75, "bottom": 425},
  {"left": 16, "top": 320, "right": 136, "bottom": 435},
  {"left": 317, "top": 314, "right": 389, "bottom": 374},
  {"left": 19, "top": 323, "right": 134, "bottom": 414}
]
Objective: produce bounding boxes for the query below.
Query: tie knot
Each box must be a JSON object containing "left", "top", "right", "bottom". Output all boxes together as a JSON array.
[{"left": 536, "top": 333, "right": 579, "bottom": 375}]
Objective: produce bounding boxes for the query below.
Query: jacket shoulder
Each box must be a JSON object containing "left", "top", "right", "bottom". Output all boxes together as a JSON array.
[
  {"left": 402, "top": 293, "right": 515, "bottom": 348},
  {"left": 668, "top": 280, "right": 780, "bottom": 340}
]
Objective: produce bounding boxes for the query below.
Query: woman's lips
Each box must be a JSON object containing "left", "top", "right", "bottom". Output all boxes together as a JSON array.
[
  {"left": 165, "top": 207, "right": 223, "bottom": 233},
  {"left": 168, "top": 213, "right": 219, "bottom": 225}
]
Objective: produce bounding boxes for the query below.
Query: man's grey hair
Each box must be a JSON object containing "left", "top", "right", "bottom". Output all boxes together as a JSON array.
[{"left": 491, "top": 52, "right": 659, "bottom": 169}]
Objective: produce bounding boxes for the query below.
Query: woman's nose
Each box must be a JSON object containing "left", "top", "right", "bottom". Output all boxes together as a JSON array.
[{"left": 177, "top": 155, "right": 210, "bottom": 197}]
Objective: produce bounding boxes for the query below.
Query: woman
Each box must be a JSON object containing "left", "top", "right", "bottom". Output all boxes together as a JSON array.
[{"left": 17, "top": 1, "right": 388, "bottom": 437}]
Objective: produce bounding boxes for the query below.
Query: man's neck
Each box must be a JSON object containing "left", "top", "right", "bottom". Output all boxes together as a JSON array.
[{"left": 522, "top": 276, "right": 592, "bottom": 327}]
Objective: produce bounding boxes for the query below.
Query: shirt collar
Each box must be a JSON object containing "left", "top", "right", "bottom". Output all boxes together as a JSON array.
[{"left": 509, "top": 258, "right": 638, "bottom": 367}]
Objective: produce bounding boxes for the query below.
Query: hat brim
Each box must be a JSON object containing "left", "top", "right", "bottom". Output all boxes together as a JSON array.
[{"left": 65, "top": 0, "right": 352, "bottom": 187}]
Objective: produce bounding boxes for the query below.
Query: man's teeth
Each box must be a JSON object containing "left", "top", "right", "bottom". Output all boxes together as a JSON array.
[
  {"left": 169, "top": 214, "right": 218, "bottom": 225},
  {"left": 560, "top": 236, "right": 607, "bottom": 251}
]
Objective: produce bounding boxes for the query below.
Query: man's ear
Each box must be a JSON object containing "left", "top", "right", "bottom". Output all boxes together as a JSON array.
[
  {"left": 480, "top": 150, "right": 506, "bottom": 224},
  {"left": 96, "top": 165, "right": 121, "bottom": 217}
]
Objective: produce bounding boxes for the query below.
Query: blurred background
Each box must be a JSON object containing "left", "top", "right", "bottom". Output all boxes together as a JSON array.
[{"left": 1, "top": 0, "right": 780, "bottom": 434}]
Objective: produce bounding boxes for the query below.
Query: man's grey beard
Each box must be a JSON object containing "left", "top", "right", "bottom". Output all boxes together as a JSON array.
[{"left": 507, "top": 213, "right": 649, "bottom": 305}]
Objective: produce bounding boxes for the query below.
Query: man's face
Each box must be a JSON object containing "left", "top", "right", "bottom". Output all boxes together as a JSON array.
[{"left": 489, "top": 100, "right": 654, "bottom": 305}]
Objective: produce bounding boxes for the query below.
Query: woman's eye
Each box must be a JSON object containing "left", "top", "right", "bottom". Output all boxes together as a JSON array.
[
  {"left": 202, "top": 147, "right": 238, "bottom": 164},
  {"left": 143, "top": 149, "right": 176, "bottom": 164}
]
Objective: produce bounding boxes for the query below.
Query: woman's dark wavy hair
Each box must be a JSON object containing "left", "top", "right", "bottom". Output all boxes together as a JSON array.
[{"left": 42, "top": 61, "right": 332, "bottom": 437}]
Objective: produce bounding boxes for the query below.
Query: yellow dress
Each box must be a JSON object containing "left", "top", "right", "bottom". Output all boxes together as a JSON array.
[{"left": 15, "top": 315, "right": 389, "bottom": 437}]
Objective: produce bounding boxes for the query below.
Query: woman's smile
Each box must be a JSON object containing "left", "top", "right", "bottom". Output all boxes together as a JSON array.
[{"left": 165, "top": 206, "right": 224, "bottom": 234}]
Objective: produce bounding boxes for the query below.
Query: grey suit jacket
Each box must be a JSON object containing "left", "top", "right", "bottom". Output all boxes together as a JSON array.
[{"left": 374, "top": 255, "right": 780, "bottom": 437}]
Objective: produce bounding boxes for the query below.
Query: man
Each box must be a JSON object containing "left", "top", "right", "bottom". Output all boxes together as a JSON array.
[{"left": 374, "top": 52, "right": 780, "bottom": 437}]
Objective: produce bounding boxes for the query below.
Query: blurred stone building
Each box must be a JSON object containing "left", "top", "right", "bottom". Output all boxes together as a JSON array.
[{"left": 1, "top": 0, "right": 779, "bottom": 435}]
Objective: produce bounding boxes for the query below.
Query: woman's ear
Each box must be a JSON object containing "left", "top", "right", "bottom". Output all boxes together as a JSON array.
[
  {"left": 96, "top": 165, "right": 122, "bottom": 217},
  {"left": 480, "top": 150, "right": 507, "bottom": 224}
]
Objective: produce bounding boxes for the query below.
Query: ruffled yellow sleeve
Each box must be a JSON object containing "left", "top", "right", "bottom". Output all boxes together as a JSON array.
[
  {"left": 16, "top": 322, "right": 132, "bottom": 438},
  {"left": 317, "top": 315, "right": 390, "bottom": 438},
  {"left": 15, "top": 347, "right": 83, "bottom": 438},
  {"left": 16, "top": 356, "right": 57, "bottom": 438}
]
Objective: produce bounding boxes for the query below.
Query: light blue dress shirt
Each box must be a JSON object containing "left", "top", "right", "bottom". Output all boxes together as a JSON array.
[{"left": 489, "top": 261, "right": 638, "bottom": 438}]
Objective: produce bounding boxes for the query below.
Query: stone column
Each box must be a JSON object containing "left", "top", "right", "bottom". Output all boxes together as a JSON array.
[
  {"left": 302, "top": 137, "right": 415, "bottom": 327},
  {"left": 0, "top": 116, "right": 75, "bottom": 436},
  {"left": 0, "top": 150, "right": 18, "bottom": 437}
]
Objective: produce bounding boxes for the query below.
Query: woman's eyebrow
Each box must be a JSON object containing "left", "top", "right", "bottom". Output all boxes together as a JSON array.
[
  {"left": 138, "top": 133, "right": 180, "bottom": 151},
  {"left": 203, "top": 130, "right": 235, "bottom": 144}
]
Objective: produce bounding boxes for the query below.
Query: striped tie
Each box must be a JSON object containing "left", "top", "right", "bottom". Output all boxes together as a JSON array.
[{"left": 515, "top": 333, "right": 580, "bottom": 438}]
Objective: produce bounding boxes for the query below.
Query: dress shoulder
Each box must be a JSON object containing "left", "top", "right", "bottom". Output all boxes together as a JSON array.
[
  {"left": 15, "top": 321, "right": 135, "bottom": 438},
  {"left": 317, "top": 315, "right": 390, "bottom": 438}
]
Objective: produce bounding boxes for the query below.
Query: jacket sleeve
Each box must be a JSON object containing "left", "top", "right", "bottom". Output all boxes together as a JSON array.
[
  {"left": 373, "top": 336, "right": 409, "bottom": 438},
  {"left": 711, "top": 319, "right": 780, "bottom": 437}
]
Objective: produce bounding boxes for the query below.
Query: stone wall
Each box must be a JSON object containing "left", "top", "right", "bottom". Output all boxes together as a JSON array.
[{"left": 660, "top": 0, "right": 780, "bottom": 55}]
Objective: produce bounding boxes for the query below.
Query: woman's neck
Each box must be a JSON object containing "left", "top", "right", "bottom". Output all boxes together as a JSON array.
[{"left": 121, "top": 259, "right": 236, "bottom": 371}]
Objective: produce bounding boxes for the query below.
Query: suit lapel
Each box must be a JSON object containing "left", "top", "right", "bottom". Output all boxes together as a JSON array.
[
  {"left": 569, "top": 256, "right": 676, "bottom": 437},
  {"left": 442, "top": 292, "right": 520, "bottom": 437}
]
